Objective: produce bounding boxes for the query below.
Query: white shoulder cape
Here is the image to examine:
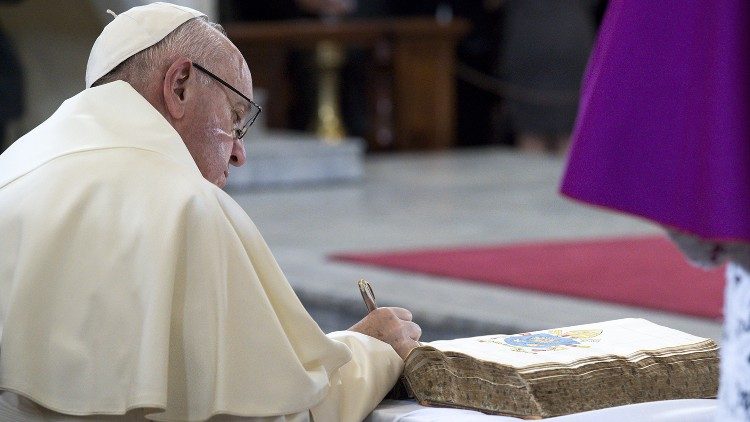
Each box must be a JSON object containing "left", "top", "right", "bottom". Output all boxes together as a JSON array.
[{"left": 0, "top": 82, "right": 402, "bottom": 421}]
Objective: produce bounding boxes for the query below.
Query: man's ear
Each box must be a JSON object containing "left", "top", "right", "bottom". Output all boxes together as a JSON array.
[{"left": 162, "top": 58, "right": 194, "bottom": 120}]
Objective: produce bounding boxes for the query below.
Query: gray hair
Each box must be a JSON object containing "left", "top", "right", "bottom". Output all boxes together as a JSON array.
[{"left": 92, "top": 17, "right": 230, "bottom": 89}]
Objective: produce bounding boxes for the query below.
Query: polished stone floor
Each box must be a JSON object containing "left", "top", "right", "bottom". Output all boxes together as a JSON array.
[{"left": 230, "top": 146, "right": 722, "bottom": 342}]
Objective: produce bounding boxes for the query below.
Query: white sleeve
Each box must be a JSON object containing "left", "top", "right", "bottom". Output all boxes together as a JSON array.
[{"left": 310, "top": 331, "right": 404, "bottom": 422}]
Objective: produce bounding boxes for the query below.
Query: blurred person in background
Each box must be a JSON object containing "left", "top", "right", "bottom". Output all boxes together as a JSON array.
[
  {"left": 561, "top": 1, "right": 750, "bottom": 420},
  {"left": 0, "top": 1, "right": 24, "bottom": 153},
  {"left": 497, "top": 0, "right": 600, "bottom": 155}
]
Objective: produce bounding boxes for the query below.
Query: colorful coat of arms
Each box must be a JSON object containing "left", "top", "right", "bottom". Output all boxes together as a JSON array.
[{"left": 480, "top": 329, "right": 603, "bottom": 353}]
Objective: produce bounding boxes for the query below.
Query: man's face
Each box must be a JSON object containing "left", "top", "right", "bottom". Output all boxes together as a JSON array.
[{"left": 182, "top": 50, "right": 252, "bottom": 188}]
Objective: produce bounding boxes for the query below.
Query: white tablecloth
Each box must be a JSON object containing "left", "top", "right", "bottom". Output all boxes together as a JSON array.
[{"left": 366, "top": 399, "right": 717, "bottom": 422}]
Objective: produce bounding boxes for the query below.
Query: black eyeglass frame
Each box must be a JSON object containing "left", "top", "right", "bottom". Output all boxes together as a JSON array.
[{"left": 192, "top": 63, "right": 261, "bottom": 140}]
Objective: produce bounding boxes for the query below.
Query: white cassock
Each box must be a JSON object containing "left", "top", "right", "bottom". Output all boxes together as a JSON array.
[{"left": 0, "top": 81, "right": 403, "bottom": 421}]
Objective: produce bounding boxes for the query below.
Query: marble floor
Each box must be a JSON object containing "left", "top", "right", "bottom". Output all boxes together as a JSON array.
[{"left": 229, "top": 146, "right": 722, "bottom": 342}]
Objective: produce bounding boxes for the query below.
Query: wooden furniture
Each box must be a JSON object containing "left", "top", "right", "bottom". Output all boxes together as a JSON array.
[{"left": 225, "top": 18, "right": 470, "bottom": 150}]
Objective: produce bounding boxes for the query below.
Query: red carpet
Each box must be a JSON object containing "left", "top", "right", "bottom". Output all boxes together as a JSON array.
[{"left": 331, "top": 236, "right": 725, "bottom": 319}]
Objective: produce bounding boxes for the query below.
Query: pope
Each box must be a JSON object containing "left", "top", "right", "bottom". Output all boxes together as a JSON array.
[{"left": 0, "top": 2, "right": 421, "bottom": 421}]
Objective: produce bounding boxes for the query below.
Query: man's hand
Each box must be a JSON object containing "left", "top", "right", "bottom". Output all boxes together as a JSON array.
[{"left": 348, "top": 307, "right": 422, "bottom": 360}]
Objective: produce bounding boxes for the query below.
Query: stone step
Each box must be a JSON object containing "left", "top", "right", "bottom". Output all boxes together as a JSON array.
[{"left": 226, "top": 130, "right": 365, "bottom": 189}]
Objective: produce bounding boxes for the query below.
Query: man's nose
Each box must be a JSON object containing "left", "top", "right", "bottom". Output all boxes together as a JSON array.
[{"left": 230, "top": 138, "right": 246, "bottom": 167}]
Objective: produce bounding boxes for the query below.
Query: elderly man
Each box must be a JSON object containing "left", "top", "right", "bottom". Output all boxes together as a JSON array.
[{"left": 0, "top": 3, "right": 420, "bottom": 421}]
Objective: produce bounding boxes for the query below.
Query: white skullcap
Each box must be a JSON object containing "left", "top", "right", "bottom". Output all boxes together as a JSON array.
[{"left": 86, "top": 2, "right": 206, "bottom": 88}]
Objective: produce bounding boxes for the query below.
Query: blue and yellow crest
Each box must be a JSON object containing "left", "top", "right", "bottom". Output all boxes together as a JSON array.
[{"left": 480, "top": 329, "right": 603, "bottom": 353}]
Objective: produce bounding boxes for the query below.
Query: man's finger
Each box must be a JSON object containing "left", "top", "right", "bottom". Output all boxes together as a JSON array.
[
  {"left": 405, "top": 321, "right": 422, "bottom": 341},
  {"left": 384, "top": 307, "right": 412, "bottom": 321}
]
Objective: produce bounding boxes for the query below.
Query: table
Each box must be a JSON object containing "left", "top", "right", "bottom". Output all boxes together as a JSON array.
[
  {"left": 225, "top": 18, "right": 470, "bottom": 151},
  {"left": 367, "top": 399, "right": 717, "bottom": 422}
]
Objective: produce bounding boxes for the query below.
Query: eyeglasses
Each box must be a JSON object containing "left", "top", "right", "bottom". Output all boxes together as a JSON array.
[{"left": 192, "top": 63, "right": 261, "bottom": 140}]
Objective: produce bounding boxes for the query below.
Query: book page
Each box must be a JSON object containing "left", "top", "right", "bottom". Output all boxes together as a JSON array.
[{"left": 425, "top": 318, "right": 711, "bottom": 368}]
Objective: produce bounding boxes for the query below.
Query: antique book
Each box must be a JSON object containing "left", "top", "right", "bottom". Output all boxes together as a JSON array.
[{"left": 402, "top": 318, "right": 718, "bottom": 418}]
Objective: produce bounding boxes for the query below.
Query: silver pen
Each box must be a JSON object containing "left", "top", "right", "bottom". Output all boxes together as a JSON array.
[{"left": 358, "top": 278, "right": 377, "bottom": 313}]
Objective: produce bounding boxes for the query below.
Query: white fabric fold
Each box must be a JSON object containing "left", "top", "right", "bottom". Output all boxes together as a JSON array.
[{"left": 0, "top": 81, "right": 401, "bottom": 421}]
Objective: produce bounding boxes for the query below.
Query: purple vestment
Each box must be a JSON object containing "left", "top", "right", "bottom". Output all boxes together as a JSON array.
[{"left": 560, "top": 0, "right": 750, "bottom": 242}]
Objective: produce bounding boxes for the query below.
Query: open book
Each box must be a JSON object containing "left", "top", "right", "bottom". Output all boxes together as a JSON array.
[{"left": 402, "top": 318, "right": 718, "bottom": 418}]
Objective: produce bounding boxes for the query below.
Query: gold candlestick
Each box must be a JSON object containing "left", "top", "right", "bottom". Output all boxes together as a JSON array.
[{"left": 314, "top": 40, "right": 346, "bottom": 143}]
